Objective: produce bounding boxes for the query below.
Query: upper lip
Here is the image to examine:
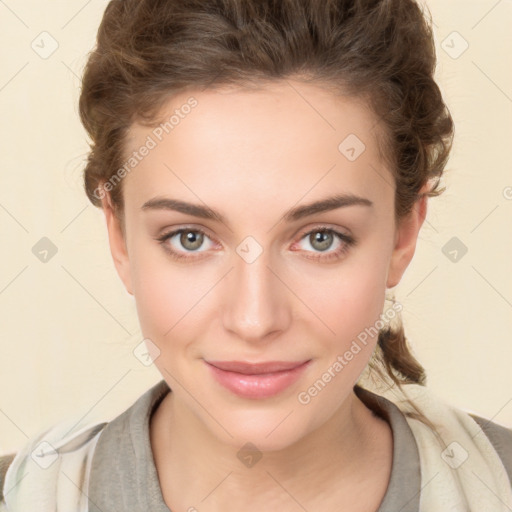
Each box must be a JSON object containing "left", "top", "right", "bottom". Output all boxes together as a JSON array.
[{"left": 205, "top": 360, "right": 310, "bottom": 375}]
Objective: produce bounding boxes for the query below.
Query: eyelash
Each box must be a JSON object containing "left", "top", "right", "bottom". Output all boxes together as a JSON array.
[{"left": 155, "top": 225, "right": 356, "bottom": 262}]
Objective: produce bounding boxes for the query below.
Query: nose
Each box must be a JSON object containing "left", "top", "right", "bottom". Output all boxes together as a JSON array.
[{"left": 221, "top": 248, "right": 291, "bottom": 344}]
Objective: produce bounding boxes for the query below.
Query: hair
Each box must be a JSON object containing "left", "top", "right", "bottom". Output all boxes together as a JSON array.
[{"left": 79, "top": 0, "right": 454, "bottom": 439}]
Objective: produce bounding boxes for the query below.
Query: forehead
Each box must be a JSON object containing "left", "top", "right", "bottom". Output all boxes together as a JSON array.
[{"left": 121, "top": 80, "right": 392, "bottom": 210}]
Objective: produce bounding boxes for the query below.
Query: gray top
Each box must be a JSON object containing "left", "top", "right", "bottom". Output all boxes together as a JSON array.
[{"left": 86, "top": 379, "right": 512, "bottom": 512}]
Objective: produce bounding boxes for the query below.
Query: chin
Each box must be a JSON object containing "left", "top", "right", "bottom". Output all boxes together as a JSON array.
[{"left": 202, "top": 400, "right": 315, "bottom": 453}]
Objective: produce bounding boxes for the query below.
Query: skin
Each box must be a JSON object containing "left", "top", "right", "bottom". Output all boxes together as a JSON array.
[{"left": 100, "top": 79, "right": 428, "bottom": 511}]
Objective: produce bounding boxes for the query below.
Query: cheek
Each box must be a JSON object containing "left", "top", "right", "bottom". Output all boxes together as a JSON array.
[
  {"left": 338, "top": 269, "right": 387, "bottom": 357},
  {"left": 290, "top": 265, "right": 389, "bottom": 417},
  {"left": 128, "top": 243, "right": 226, "bottom": 367},
  {"left": 295, "top": 253, "right": 390, "bottom": 344},
  {"left": 128, "top": 241, "right": 201, "bottom": 340},
  {"left": 317, "top": 274, "right": 386, "bottom": 370},
  {"left": 133, "top": 272, "right": 206, "bottom": 337}
]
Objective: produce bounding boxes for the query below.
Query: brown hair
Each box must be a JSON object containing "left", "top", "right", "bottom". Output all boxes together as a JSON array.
[{"left": 79, "top": 0, "right": 454, "bottom": 436}]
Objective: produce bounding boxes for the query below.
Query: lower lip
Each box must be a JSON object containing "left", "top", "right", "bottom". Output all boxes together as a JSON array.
[{"left": 205, "top": 360, "right": 311, "bottom": 399}]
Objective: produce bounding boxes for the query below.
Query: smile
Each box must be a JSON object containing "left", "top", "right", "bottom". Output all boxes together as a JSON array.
[{"left": 204, "top": 359, "right": 312, "bottom": 399}]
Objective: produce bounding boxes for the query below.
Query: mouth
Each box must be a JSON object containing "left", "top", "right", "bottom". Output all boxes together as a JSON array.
[{"left": 204, "top": 359, "right": 312, "bottom": 399}]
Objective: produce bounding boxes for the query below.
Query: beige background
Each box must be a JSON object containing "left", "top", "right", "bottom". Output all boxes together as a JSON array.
[{"left": 0, "top": 0, "right": 511, "bottom": 453}]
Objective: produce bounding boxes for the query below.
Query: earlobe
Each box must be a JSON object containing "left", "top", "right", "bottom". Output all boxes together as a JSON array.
[
  {"left": 386, "top": 189, "right": 429, "bottom": 289},
  {"left": 100, "top": 193, "right": 134, "bottom": 296}
]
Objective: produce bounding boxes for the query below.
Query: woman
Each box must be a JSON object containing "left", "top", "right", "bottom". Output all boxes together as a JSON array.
[{"left": 1, "top": 0, "right": 511, "bottom": 511}]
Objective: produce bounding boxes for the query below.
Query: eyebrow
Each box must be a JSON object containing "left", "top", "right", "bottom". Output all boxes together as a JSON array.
[{"left": 141, "top": 193, "right": 374, "bottom": 225}]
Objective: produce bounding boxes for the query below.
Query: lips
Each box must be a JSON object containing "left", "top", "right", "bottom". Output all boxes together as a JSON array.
[
  {"left": 204, "top": 359, "right": 312, "bottom": 399},
  {"left": 206, "top": 360, "right": 310, "bottom": 374}
]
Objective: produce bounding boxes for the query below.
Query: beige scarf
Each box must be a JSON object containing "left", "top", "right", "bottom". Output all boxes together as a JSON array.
[
  {"left": 2, "top": 384, "right": 511, "bottom": 511},
  {"left": 377, "top": 382, "right": 512, "bottom": 511}
]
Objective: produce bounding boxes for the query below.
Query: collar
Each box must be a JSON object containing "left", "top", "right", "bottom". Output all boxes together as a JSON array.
[{"left": 88, "top": 379, "right": 420, "bottom": 512}]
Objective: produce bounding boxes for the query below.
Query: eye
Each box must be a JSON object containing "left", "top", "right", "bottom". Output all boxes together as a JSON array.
[
  {"left": 293, "top": 227, "right": 356, "bottom": 262},
  {"left": 156, "top": 227, "right": 217, "bottom": 260}
]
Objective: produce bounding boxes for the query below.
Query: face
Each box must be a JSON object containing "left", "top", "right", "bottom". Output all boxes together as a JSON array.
[{"left": 102, "top": 80, "right": 427, "bottom": 451}]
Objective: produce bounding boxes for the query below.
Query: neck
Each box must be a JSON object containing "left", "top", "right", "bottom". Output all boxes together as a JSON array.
[{"left": 150, "top": 388, "right": 392, "bottom": 511}]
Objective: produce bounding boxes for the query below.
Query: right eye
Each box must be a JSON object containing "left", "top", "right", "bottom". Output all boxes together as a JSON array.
[{"left": 156, "top": 227, "right": 218, "bottom": 260}]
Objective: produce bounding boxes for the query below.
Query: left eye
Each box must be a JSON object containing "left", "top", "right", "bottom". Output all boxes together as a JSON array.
[{"left": 295, "top": 228, "right": 354, "bottom": 255}]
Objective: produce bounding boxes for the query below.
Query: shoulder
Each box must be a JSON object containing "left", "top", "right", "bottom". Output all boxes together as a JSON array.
[
  {"left": 468, "top": 413, "right": 512, "bottom": 484},
  {"left": 357, "top": 382, "right": 512, "bottom": 486},
  {"left": 1, "top": 381, "right": 169, "bottom": 509},
  {"left": 0, "top": 420, "right": 107, "bottom": 510},
  {"left": 0, "top": 453, "right": 16, "bottom": 505},
  {"left": 401, "top": 383, "right": 512, "bottom": 486}
]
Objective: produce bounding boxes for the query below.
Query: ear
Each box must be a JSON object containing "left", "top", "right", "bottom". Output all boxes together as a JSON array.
[
  {"left": 100, "top": 192, "right": 134, "bottom": 296},
  {"left": 386, "top": 183, "right": 430, "bottom": 289}
]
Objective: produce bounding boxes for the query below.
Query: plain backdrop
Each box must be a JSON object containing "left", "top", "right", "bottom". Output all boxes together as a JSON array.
[{"left": 0, "top": 0, "right": 511, "bottom": 453}]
